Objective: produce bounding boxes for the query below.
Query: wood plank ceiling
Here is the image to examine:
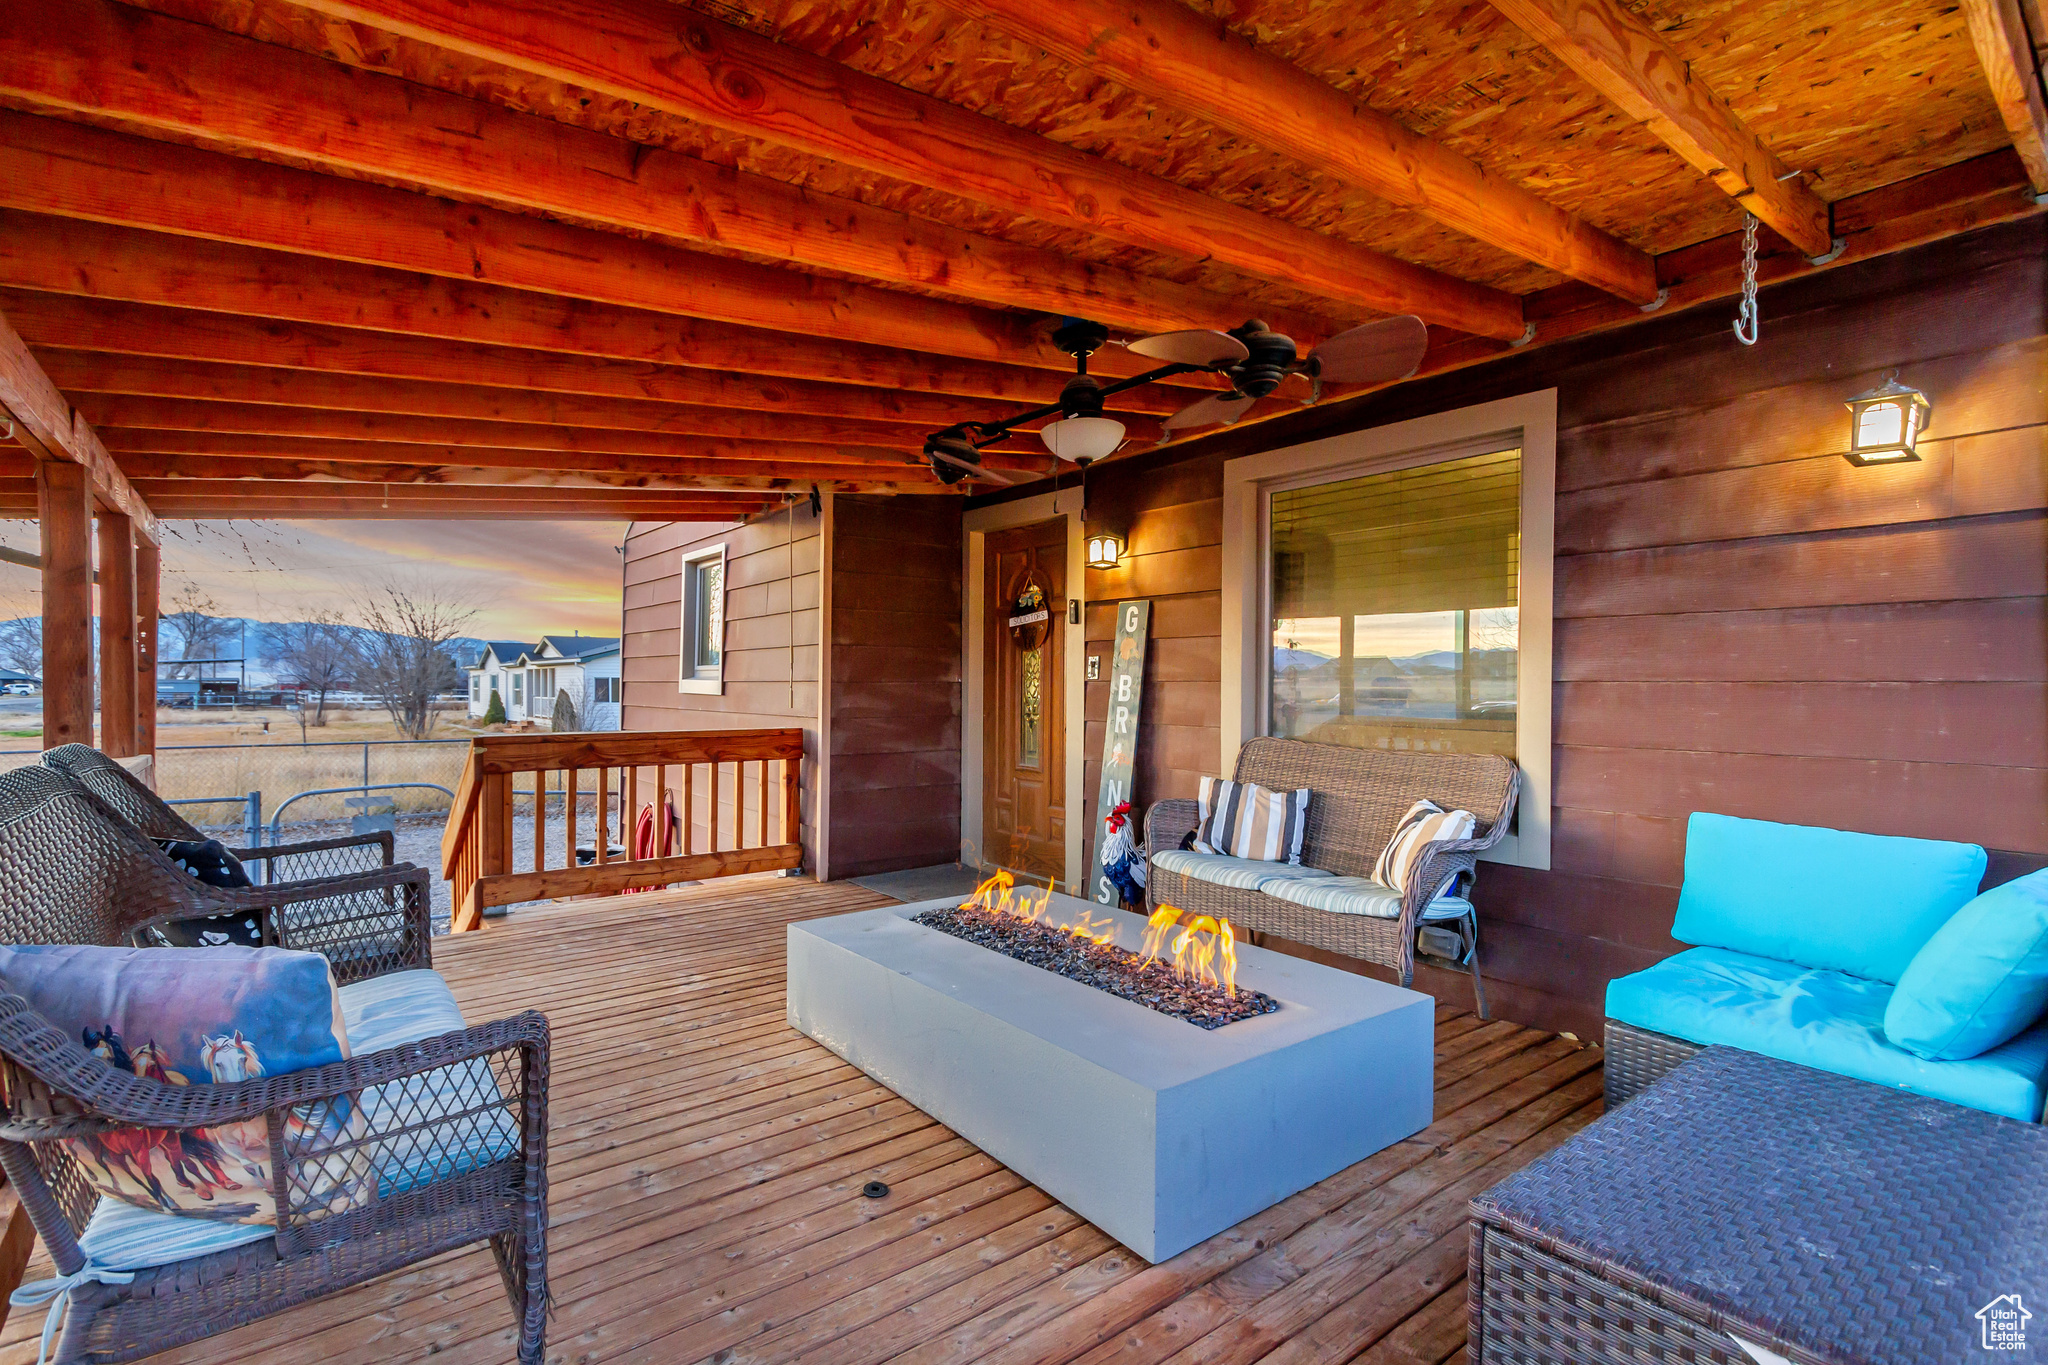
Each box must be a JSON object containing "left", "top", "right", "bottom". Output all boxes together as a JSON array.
[{"left": 0, "top": 0, "right": 2040, "bottom": 521}]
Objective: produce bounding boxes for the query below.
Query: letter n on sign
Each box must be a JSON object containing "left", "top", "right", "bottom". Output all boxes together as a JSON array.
[{"left": 1090, "top": 600, "right": 1150, "bottom": 905}]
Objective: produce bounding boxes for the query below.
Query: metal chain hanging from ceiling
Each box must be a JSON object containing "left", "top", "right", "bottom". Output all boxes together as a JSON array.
[{"left": 1732, "top": 214, "right": 1761, "bottom": 346}]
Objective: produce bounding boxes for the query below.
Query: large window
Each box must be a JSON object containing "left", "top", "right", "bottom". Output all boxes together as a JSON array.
[
  {"left": 679, "top": 545, "right": 728, "bottom": 694},
  {"left": 1222, "top": 389, "right": 1555, "bottom": 868},
  {"left": 1268, "top": 447, "right": 1521, "bottom": 760}
]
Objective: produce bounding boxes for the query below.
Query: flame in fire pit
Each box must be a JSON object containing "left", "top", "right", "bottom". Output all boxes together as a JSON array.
[{"left": 960, "top": 873, "right": 1239, "bottom": 996}]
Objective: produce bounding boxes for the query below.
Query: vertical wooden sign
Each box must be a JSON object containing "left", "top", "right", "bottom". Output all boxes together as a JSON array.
[{"left": 1090, "top": 599, "right": 1151, "bottom": 905}]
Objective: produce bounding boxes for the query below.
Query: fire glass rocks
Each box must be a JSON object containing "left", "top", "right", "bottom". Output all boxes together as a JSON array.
[
  {"left": 787, "top": 894, "right": 1434, "bottom": 1263},
  {"left": 910, "top": 901, "right": 1279, "bottom": 1029}
]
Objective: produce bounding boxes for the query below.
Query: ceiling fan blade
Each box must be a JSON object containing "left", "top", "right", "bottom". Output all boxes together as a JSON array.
[
  {"left": 926, "top": 444, "right": 1018, "bottom": 485},
  {"left": 1305, "top": 315, "right": 1429, "bottom": 385},
  {"left": 1162, "top": 391, "right": 1257, "bottom": 433},
  {"left": 1127, "top": 329, "right": 1251, "bottom": 367}
]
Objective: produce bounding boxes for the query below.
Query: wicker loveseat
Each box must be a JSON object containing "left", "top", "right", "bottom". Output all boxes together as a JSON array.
[
  {"left": 1146, "top": 738, "right": 1518, "bottom": 1014},
  {"left": 42, "top": 742, "right": 396, "bottom": 887},
  {"left": 0, "top": 765, "right": 549, "bottom": 1364}
]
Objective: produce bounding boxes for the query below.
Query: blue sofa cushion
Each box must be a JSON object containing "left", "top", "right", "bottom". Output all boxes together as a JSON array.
[
  {"left": 1886, "top": 870, "right": 2048, "bottom": 1061},
  {"left": 1671, "top": 813, "right": 1985, "bottom": 984},
  {"left": 342, "top": 969, "right": 518, "bottom": 1196},
  {"left": 1607, "top": 947, "right": 2048, "bottom": 1122}
]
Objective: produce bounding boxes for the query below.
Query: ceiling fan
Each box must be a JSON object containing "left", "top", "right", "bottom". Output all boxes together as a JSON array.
[{"left": 922, "top": 314, "right": 1430, "bottom": 485}]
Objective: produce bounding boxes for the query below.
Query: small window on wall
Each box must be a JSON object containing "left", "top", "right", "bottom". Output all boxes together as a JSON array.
[
  {"left": 594, "top": 677, "right": 618, "bottom": 704},
  {"left": 511, "top": 672, "right": 524, "bottom": 706},
  {"left": 470, "top": 676, "right": 480, "bottom": 702},
  {"left": 679, "top": 545, "right": 728, "bottom": 695},
  {"left": 1268, "top": 446, "right": 1521, "bottom": 761}
]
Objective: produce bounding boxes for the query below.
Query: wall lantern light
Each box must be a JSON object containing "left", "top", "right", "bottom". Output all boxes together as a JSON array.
[
  {"left": 1086, "top": 532, "right": 1125, "bottom": 571},
  {"left": 1843, "top": 371, "right": 1931, "bottom": 466}
]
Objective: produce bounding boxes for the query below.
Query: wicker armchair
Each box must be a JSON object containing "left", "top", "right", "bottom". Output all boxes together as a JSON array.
[
  {"left": 1146, "top": 738, "right": 1518, "bottom": 1015},
  {"left": 41, "top": 743, "right": 396, "bottom": 886},
  {"left": 0, "top": 764, "right": 549, "bottom": 1365},
  {"left": 0, "top": 764, "right": 429, "bottom": 987}
]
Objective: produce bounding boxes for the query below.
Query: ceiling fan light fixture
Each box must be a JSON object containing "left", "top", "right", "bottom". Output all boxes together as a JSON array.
[{"left": 1040, "top": 415, "right": 1126, "bottom": 463}]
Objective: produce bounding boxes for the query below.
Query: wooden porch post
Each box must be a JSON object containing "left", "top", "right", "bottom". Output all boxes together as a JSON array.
[
  {"left": 134, "top": 536, "right": 159, "bottom": 756},
  {"left": 36, "top": 461, "right": 92, "bottom": 748},
  {"left": 96, "top": 510, "right": 137, "bottom": 757}
]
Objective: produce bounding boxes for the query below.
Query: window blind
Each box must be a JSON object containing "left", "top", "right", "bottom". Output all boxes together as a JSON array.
[{"left": 1271, "top": 447, "right": 1520, "bottom": 620}]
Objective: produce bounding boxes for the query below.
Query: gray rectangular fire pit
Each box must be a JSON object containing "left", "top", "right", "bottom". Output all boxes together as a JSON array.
[{"left": 786, "top": 892, "right": 1434, "bottom": 1262}]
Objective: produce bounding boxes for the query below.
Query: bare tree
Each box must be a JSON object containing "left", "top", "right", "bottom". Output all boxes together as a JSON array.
[
  {"left": 0, "top": 614, "right": 41, "bottom": 677},
  {"left": 263, "top": 612, "right": 357, "bottom": 738},
  {"left": 161, "top": 582, "right": 235, "bottom": 679},
  {"left": 347, "top": 577, "right": 477, "bottom": 740}
]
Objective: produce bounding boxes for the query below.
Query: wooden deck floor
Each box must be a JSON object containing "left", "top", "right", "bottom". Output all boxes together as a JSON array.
[{"left": 0, "top": 877, "right": 1605, "bottom": 1365}]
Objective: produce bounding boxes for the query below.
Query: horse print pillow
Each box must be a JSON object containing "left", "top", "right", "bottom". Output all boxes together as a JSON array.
[{"left": 0, "top": 944, "right": 371, "bottom": 1226}]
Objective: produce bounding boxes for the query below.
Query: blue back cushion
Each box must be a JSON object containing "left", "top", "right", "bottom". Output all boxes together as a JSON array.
[
  {"left": 1886, "top": 870, "right": 2048, "bottom": 1060},
  {"left": 1671, "top": 813, "right": 1985, "bottom": 983}
]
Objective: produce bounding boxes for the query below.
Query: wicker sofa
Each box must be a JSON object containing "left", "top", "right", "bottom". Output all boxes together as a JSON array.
[
  {"left": 1145, "top": 737, "right": 1519, "bottom": 1014},
  {"left": 0, "top": 765, "right": 549, "bottom": 1364}
]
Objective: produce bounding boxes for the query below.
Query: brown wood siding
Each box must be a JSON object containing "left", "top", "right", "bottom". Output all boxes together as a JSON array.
[
  {"left": 1036, "top": 213, "right": 2048, "bottom": 1036},
  {"left": 827, "top": 494, "right": 964, "bottom": 880},
  {"left": 622, "top": 506, "right": 824, "bottom": 868}
]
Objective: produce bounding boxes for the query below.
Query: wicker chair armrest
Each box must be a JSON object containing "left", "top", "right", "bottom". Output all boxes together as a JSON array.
[
  {"left": 225, "top": 829, "right": 396, "bottom": 869},
  {"left": 1391, "top": 772, "right": 1519, "bottom": 980},
  {"left": 1145, "top": 799, "right": 1200, "bottom": 857},
  {"left": 0, "top": 1008, "right": 549, "bottom": 1139},
  {"left": 203, "top": 862, "right": 426, "bottom": 909},
  {"left": 162, "top": 864, "right": 434, "bottom": 981}
]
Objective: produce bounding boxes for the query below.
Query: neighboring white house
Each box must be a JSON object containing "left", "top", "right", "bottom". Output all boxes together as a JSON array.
[{"left": 465, "top": 635, "right": 620, "bottom": 729}]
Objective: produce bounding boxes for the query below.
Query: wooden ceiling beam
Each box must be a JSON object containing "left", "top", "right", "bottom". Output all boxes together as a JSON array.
[
  {"left": 132, "top": 481, "right": 770, "bottom": 511},
  {"left": 112, "top": 452, "right": 952, "bottom": 494},
  {"left": 99, "top": 429, "right": 1045, "bottom": 479},
  {"left": 944, "top": 0, "right": 1656, "bottom": 303},
  {"left": 0, "top": 307, "right": 156, "bottom": 541},
  {"left": 1484, "top": 0, "right": 1835, "bottom": 257},
  {"left": 1961, "top": 0, "right": 2048, "bottom": 193},
  {"left": 0, "top": 214, "right": 1183, "bottom": 412},
  {"left": 287, "top": 0, "right": 1528, "bottom": 340},
  {"left": 66, "top": 380, "right": 1162, "bottom": 451},
  {"left": 9, "top": 297, "right": 1147, "bottom": 425},
  {"left": 76, "top": 396, "right": 930, "bottom": 456},
  {"left": 0, "top": 0, "right": 1335, "bottom": 350},
  {"left": 139, "top": 502, "right": 762, "bottom": 521},
  {"left": 97, "top": 428, "right": 923, "bottom": 473}
]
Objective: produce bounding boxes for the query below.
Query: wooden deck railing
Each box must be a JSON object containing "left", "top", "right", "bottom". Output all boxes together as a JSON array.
[{"left": 441, "top": 728, "right": 804, "bottom": 932}]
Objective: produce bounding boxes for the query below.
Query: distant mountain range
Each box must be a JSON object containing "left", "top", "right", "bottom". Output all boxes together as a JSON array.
[{"left": 0, "top": 614, "right": 487, "bottom": 686}]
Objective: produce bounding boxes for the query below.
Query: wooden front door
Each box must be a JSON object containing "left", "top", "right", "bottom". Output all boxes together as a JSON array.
[{"left": 983, "top": 519, "right": 1066, "bottom": 882}]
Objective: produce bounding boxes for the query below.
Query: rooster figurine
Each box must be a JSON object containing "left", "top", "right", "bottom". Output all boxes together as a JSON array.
[{"left": 1100, "top": 800, "right": 1147, "bottom": 907}]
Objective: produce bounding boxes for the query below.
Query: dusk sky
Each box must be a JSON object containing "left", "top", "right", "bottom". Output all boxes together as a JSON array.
[{"left": 0, "top": 519, "right": 629, "bottom": 637}]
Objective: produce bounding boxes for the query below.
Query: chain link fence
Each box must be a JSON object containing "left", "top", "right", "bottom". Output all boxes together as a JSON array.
[{"left": 0, "top": 740, "right": 469, "bottom": 832}]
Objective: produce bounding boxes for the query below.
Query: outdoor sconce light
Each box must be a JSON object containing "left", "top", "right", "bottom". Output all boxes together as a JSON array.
[
  {"left": 1086, "top": 532, "right": 1125, "bottom": 570},
  {"left": 1843, "top": 372, "right": 1931, "bottom": 466}
]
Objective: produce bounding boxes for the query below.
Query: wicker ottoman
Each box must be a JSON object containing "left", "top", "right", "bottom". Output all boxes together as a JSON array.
[{"left": 1469, "top": 1046, "right": 2048, "bottom": 1365}]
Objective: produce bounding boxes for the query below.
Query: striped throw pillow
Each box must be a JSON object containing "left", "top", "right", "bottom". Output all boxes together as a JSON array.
[
  {"left": 1373, "top": 799, "right": 1478, "bottom": 901},
  {"left": 1192, "top": 777, "right": 1311, "bottom": 864}
]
